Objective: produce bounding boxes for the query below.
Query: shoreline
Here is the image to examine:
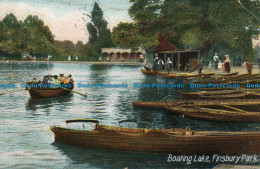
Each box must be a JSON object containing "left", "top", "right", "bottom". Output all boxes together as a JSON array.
[
  {"left": 1, "top": 60, "right": 260, "bottom": 74},
  {"left": 0, "top": 60, "right": 144, "bottom": 65}
]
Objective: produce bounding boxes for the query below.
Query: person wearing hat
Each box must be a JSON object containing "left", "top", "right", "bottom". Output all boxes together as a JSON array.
[
  {"left": 152, "top": 54, "right": 159, "bottom": 71},
  {"left": 198, "top": 59, "right": 203, "bottom": 74},
  {"left": 139, "top": 55, "right": 144, "bottom": 63},
  {"left": 166, "top": 57, "right": 172, "bottom": 74},
  {"left": 31, "top": 77, "right": 37, "bottom": 82},
  {"left": 42, "top": 75, "right": 52, "bottom": 86},
  {"left": 213, "top": 52, "right": 219, "bottom": 71},
  {"left": 158, "top": 57, "right": 164, "bottom": 71},
  {"left": 224, "top": 54, "right": 231, "bottom": 73},
  {"left": 52, "top": 75, "right": 60, "bottom": 86},
  {"left": 245, "top": 56, "right": 252, "bottom": 74}
]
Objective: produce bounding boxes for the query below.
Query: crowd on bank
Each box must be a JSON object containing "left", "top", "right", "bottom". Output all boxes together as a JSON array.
[{"left": 144, "top": 52, "right": 255, "bottom": 75}]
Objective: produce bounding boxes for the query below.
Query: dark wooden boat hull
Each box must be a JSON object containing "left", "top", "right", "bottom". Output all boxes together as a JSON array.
[
  {"left": 28, "top": 88, "right": 71, "bottom": 98},
  {"left": 187, "top": 73, "right": 260, "bottom": 85},
  {"left": 133, "top": 99, "right": 260, "bottom": 109},
  {"left": 133, "top": 101, "right": 167, "bottom": 108},
  {"left": 178, "top": 91, "right": 260, "bottom": 100},
  {"left": 50, "top": 125, "right": 260, "bottom": 154},
  {"left": 166, "top": 106, "right": 260, "bottom": 122},
  {"left": 215, "top": 72, "right": 239, "bottom": 77}
]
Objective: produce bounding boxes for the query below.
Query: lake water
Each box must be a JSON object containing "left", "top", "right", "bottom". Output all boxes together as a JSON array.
[{"left": 0, "top": 62, "right": 259, "bottom": 168}]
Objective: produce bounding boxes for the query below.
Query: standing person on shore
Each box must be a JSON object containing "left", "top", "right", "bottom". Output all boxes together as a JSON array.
[
  {"left": 166, "top": 57, "right": 172, "bottom": 74},
  {"left": 224, "top": 54, "right": 231, "bottom": 73},
  {"left": 245, "top": 56, "right": 252, "bottom": 74},
  {"left": 208, "top": 61, "right": 212, "bottom": 70},
  {"left": 152, "top": 55, "right": 158, "bottom": 71},
  {"left": 158, "top": 58, "right": 164, "bottom": 71},
  {"left": 213, "top": 52, "right": 219, "bottom": 71},
  {"left": 198, "top": 59, "right": 203, "bottom": 74}
]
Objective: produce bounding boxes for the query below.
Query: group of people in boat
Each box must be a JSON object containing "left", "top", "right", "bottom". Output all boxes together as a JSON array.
[
  {"left": 144, "top": 54, "right": 173, "bottom": 74},
  {"left": 30, "top": 74, "right": 73, "bottom": 88}
]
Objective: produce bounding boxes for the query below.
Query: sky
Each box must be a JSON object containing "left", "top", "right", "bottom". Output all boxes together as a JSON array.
[{"left": 0, "top": 0, "right": 133, "bottom": 43}]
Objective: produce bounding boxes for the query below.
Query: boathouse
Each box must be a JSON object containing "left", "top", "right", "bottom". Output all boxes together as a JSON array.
[
  {"left": 155, "top": 34, "right": 200, "bottom": 72},
  {"left": 101, "top": 47, "right": 145, "bottom": 62}
]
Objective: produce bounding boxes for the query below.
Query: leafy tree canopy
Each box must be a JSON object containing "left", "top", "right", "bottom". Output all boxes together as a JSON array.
[{"left": 113, "top": 0, "right": 260, "bottom": 60}]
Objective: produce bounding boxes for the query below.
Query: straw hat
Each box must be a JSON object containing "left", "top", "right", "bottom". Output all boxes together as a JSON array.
[{"left": 225, "top": 54, "right": 229, "bottom": 57}]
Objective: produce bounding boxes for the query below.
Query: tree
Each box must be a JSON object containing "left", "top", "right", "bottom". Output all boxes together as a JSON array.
[
  {"left": 0, "top": 13, "right": 56, "bottom": 59},
  {"left": 125, "top": 0, "right": 260, "bottom": 59},
  {"left": 83, "top": 2, "right": 114, "bottom": 59},
  {"left": 112, "top": 22, "right": 142, "bottom": 50}
]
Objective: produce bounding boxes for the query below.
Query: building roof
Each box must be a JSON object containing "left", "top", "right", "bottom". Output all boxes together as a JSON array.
[{"left": 154, "top": 34, "right": 178, "bottom": 53}]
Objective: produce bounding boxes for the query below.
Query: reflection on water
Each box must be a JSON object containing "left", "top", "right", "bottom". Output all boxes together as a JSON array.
[
  {"left": 1, "top": 62, "right": 260, "bottom": 168},
  {"left": 25, "top": 93, "right": 74, "bottom": 111},
  {"left": 52, "top": 142, "right": 218, "bottom": 169}
]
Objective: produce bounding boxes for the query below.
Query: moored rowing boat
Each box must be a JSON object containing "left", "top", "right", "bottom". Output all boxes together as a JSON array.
[
  {"left": 132, "top": 99, "right": 260, "bottom": 109},
  {"left": 178, "top": 90, "right": 260, "bottom": 100},
  {"left": 162, "top": 72, "right": 215, "bottom": 79},
  {"left": 141, "top": 69, "right": 160, "bottom": 75},
  {"left": 166, "top": 105, "right": 260, "bottom": 122},
  {"left": 50, "top": 119, "right": 260, "bottom": 154}
]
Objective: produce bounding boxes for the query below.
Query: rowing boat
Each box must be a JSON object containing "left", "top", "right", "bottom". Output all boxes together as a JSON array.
[
  {"left": 141, "top": 69, "right": 160, "bottom": 75},
  {"left": 187, "top": 73, "right": 260, "bottom": 85},
  {"left": 162, "top": 72, "right": 215, "bottom": 79},
  {"left": 215, "top": 72, "right": 239, "bottom": 77},
  {"left": 26, "top": 74, "right": 74, "bottom": 98},
  {"left": 50, "top": 119, "right": 260, "bottom": 154},
  {"left": 178, "top": 90, "right": 260, "bottom": 100},
  {"left": 166, "top": 105, "right": 260, "bottom": 122},
  {"left": 132, "top": 99, "right": 260, "bottom": 109},
  {"left": 28, "top": 87, "right": 73, "bottom": 98}
]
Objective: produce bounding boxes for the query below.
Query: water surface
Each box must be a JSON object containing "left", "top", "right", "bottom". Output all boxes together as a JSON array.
[{"left": 0, "top": 62, "right": 259, "bottom": 168}]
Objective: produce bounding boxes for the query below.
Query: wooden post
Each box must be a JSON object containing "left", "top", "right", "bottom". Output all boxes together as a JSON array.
[
  {"left": 198, "top": 50, "right": 201, "bottom": 70},
  {"left": 164, "top": 53, "right": 167, "bottom": 71},
  {"left": 171, "top": 53, "right": 173, "bottom": 70},
  {"left": 178, "top": 52, "right": 180, "bottom": 71}
]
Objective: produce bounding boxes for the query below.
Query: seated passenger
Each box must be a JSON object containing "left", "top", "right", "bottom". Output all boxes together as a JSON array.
[
  {"left": 144, "top": 65, "right": 151, "bottom": 71},
  {"left": 58, "top": 74, "right": 65, "bottom": 83},
  {"left": 52, "top": 75, "right": 60, "bottom": 85},
  {"left": 63, "top": 77, "right": 70, "bottom": 84},
  {"left": 42, "top": 75, "right": 51, "bottom": 84}
]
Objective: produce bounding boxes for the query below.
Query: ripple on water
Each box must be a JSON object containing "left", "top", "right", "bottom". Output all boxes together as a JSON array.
[{"left": 1, "top": 63, "right": 260, "bottom": 168}]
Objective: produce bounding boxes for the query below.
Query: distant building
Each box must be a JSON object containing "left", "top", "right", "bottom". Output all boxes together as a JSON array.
[
  {"left": 252, "top": 35, "right": 260, "bottom": 48},
  {"left": 101, "top": 47, "right": 145, "bottom": 62}
]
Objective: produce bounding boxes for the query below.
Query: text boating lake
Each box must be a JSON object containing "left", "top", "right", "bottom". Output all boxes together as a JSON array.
[{"left": 0, "top": 62, "right": 259, "bottom": 168}]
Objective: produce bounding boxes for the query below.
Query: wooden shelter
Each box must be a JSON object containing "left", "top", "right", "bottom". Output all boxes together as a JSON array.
[{"left": 154, "top": 34, "right": 200, "bottom": 72}]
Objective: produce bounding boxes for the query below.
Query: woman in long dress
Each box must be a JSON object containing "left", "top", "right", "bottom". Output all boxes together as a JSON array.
[
  {"left": 245, "top": 56, "right": 252, "bottom": 74},
  {"left": 224, "top": 54, "right": 230, "bottom": 73}
]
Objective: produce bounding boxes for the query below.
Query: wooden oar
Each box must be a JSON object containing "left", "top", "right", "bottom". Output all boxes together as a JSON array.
[
  {"left": 221, "top": 105, "right": 246, "bottom": 112},
  {"left": 62, "top": 88, "right": 88, "bottom": 97},
  {"left": 0, "top": 88, "right": 24, "bottom": 95}
]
